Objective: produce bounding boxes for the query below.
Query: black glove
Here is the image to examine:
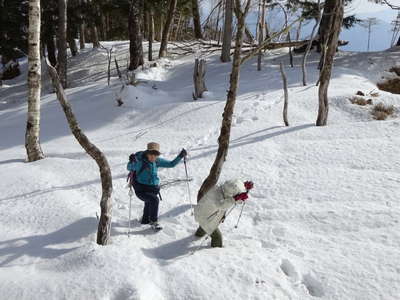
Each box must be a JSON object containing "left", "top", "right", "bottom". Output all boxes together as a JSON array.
[
  {"left": 178, "top": 148, "right": 187, "bottom": 158},
  {"left": 129, "top": 153, "right": 136, "bottom": 163}
]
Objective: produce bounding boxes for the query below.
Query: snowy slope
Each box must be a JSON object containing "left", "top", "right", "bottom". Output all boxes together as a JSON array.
[{"left": 0, "top": 42, "right": 400, "bottom": 300}]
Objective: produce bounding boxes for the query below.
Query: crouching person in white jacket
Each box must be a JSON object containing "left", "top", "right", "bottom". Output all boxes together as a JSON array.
[{"left": 194, "top": 179, "right": 254, "bottom": 247}]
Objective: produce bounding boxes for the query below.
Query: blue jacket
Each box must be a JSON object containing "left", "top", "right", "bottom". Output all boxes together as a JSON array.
[{"left": 127, "top": 151, "right": 182, "bottom": 186}]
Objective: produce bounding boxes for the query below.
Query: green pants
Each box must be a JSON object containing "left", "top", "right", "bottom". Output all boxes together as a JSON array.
[{"left": 195, "top": 226, "right": 223, "bottom": 248}]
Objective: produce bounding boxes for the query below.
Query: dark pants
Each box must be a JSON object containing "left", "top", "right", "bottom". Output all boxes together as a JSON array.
[{"left": 133, "top": 181, "right": 160, "bottom": 223}]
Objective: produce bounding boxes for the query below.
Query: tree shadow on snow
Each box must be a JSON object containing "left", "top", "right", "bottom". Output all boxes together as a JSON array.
[
  {"left": 189, "top": 124, "right": 314, "bottom": 161},
  {"left": 0, "top": 173, "right": 126, "bottom": 202},
  {"left": 0, "top": 217, "right": 97, "bottom": 267},
  {"left": 159, "top": 204, "right": 191, "bottom": 219},
  {"left": 142, "top": 235, "right": 208, "bottom": 263},
  {"left": 0, "top": 158, "right": 25, "bottom": 165}
]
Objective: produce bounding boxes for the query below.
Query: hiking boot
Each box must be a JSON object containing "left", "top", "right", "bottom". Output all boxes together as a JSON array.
[
  {"left": 140, "top": 218, "right": 150, "bottom": 225},
  {"left": 150, "top": 221, "right": 163, "bottom": 232},
  {"left": 194, "top": 226, "right": 207, "bottom": 238}
]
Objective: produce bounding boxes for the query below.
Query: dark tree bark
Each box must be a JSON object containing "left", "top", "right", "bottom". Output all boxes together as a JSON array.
[
  {"left": 191, "top": 0, "right": 203, "bottom": 39},
  {"left": 397, "top": 35, "right": 400, "bottom": 46},
  {"left": 316, "top": 0, "right": 344, "bottom": 126},
  {"left": 91, "top": 25, "right": 101, "bottom": 48},
  {"left": 317, "top": 0, "right": 337, "bottom": 69},
  {"left": 221, "top": 0, "right": 233, "bottom": 62},
  {"left": 57, "top": 0, "right": 68, "bottom": 88},
  {"left": 42, "top": 7, "right": 57, "bottom": 67},
  {"left": 67, "top": 28, "right": 78, "bottom": 57},
  {"left": 159, "top": 0, "right": 177, "bottom": 58},
  {"left": 79, "top": 22, "right": 86, "bottom": 49},
  {"left": 148, "top": 8, "right": 154, "bottom": 61},
  {"left": 47, "top": 61, "right": 113, "bottom": 246},
  {"left": 128, "top": 0, "right": 144, "bottom": 70},
  {"left": 302, "top": 0, "right": 321, "bottom": 86}
]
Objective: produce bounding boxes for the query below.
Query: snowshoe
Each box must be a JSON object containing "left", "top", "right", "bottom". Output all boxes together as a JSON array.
[{"left": 150, "top": 222, "right": 163, "bottom": 232}]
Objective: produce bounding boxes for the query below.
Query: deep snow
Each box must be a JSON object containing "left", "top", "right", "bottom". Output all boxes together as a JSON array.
[{"left": 0, "top": 41, "right": 400, "bottom": 300}]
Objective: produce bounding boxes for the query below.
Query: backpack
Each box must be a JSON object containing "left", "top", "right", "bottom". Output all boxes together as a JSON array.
[{"left": 126, "top": 151, "right": 148, "bottom": 186}]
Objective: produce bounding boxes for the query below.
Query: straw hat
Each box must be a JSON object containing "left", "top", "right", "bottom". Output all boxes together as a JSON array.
[{"left": 147, "top": 142, "right": 161, "bottom": 155}]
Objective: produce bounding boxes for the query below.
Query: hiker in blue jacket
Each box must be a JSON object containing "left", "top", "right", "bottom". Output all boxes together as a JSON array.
[{"left": 127, "top": 142, "right": 187, "bottom": 231}]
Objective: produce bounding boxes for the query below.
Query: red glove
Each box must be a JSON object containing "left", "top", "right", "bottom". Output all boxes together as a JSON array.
[
  {"left": 244, "top": 181, "right": 254, "bottom": 191},
  {"left": 234, "top": 192, "right": 249, "bottom": 201}
]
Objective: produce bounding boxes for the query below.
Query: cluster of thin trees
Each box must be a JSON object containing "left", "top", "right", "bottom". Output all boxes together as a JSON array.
[{"left": 20, "top": 0, "right": 399, "bottom": 245}]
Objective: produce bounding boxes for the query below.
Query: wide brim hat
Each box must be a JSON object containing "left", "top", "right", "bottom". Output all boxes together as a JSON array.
[{"left": 147, "top": 142, "right": 161, "bottom": 155}]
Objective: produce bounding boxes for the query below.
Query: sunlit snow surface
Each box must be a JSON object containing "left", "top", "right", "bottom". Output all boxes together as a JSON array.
[{"left": 0, "top": 41, "right": 399, "bottom": 299}]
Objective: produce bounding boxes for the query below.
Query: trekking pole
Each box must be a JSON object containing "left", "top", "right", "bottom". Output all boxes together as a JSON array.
[
  {"left": 183, "top": 156, "right": 194, "bottom": 216},
  {"left": 234, "top": 202, "right": 246, "bottom": 229},
  {"left": 128, "top": 186, "right": 133, "bottom": 237}
]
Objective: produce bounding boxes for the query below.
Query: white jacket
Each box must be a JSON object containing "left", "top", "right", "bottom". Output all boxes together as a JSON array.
[{"left": 194, "top": 179, "right": 247, "bottom": 235}]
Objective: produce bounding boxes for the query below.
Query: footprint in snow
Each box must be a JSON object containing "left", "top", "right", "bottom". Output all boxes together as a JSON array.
[
  {"left": 280, "top": 259, "right": 325, "bottom": 297},
  {"left": 302, "top": 273, "right": 325, "bottom": 297},
  {"left": 280, "top": 259, "right": 299, "bottom": 281},
  {"left": 272, "top": 226, "right": 286, "bottom": 237}
]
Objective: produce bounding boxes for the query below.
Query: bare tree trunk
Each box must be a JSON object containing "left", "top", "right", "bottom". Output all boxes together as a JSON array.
[
  {"left": 196, "top": 0, "right": 252, "bottom": 248},
  {"left": 42, "top": 7, "right": 57, "bottom": 67},
  {"left": 193, "top": 59, "right": 207, "bottom": 100},
  {"left": 197, "top": 0, "right": 251, "bottom": 201},
  {"left": 397, "top": 35, "right": 400, "bottom": 46},
  {"left": 215, "top": 3, "right": 222, "bottom": 41},
  {"left": 296, "top": 19, "right": 303, "bottom": 40},
  {"left": 159, "top": 0, "right": 177, "bottom": 58},
  {"left": 128, "top": 0, "right": 144, "bottom": 70},
  {"left": 79, "top": 22, "right": 86, "bottom": 49},
  {"left": 47, "top": 61, "right": 113, "bottom": 246},
  {"left": 92, "top": 26, "right": 100, "bottom": 48},
  {"left": 279, "top": 4, "right": 293, "bottom": 68},
  {"left": 316, "top": 0, "right": 344, "bottom": 126},
  {"left": 67, "top": 27, "right": 78, "bottom": 57},
  {"left": 279, "top": 62, "right": 289, "bottom": 126},
  {"left": 148, "top": 8, "right": 154, "bottom": 61},
  {"left": 155, "top": 13, "right": 163, "bottom": 41},
  {"left": 191, "top": 0, "right": 203, "bottom": 39},
  {"left": 115, "top": 57, "right": 122, "bottom": 79},
  {"left": 221, "top": 0, "right": 233, "bottom": 62},
  {"left": 58, "top": 0, "right": 68, "bottom": 88},
  {"left": 26, "top": 0, "right": 45, "bottom": 162},
  {"left": 257, "top": 0, "right": 266, "bottom": 71},
  {"left": 288, "top": 33, "right": 294, "bottom": 68},
  {"left": 45, "top": 34, "right": 57, "bottom": 67},
  {"left": 302, "top": 0, "right": 321, "bottom": 86}
]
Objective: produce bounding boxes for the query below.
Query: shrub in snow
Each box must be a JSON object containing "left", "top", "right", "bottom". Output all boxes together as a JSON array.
[
  {"left": 377, "top": 66, "right": 400, "bottom": 95},
  {"left": 389, "top": 66, "right": 400, "bottom": 77},
  {"left": 377, "top": 78, "right": 400, "bottom": 95},
  {"left": 371, "top": 102, "right": 395, "bottom": 120},
  {"left": 349, "top": 96, "right": 372, "bottom": 106}
]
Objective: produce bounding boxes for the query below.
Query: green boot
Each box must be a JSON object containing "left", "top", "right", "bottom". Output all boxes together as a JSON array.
[
  {"left": 194, "top": 226, "right": 206, "bottom": 237},
  {"left": 210, "top": 228, "right": 223, "bottom": 248}
]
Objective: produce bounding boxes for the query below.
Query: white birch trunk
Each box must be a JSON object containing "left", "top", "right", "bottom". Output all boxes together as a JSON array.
[{"left": 25, "top": 0, "right": 45, "bottom": 162}]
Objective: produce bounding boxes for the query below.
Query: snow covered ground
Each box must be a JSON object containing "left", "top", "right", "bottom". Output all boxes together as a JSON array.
[{"left": 0, "top": 42, "right": 399, "bottom": 300}]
